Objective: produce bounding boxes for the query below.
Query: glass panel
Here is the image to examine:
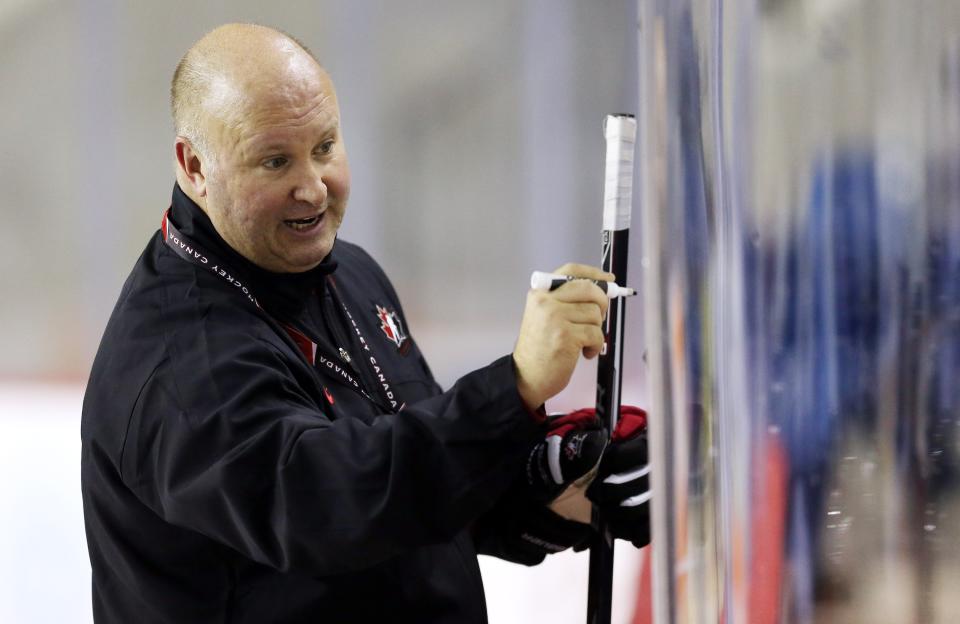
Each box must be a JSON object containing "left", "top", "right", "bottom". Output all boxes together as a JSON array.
[{"left": 638, "top": 1, "right": 960, "bottom": 622}]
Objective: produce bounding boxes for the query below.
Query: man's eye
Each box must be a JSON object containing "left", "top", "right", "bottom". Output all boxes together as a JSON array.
[
  {"left": 317, "top": 141, "right": 335, "bottom": 155},
  {"left": 263, "top": 157, "right": 287, "bottom": 169}
]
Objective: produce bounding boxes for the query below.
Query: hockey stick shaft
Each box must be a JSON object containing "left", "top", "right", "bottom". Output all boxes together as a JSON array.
[{"left": 586, "top": 114, "right": 637, "bottom": 624}]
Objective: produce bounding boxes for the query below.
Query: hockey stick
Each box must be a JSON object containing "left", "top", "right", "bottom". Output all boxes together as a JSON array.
[{"left": 586, "top": 114, "right": 637, "bottom": 624}]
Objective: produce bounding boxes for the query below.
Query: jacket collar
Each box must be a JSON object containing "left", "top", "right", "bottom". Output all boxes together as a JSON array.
[{"left": 168, "top": 183, "right": 337, "bottom": 319}]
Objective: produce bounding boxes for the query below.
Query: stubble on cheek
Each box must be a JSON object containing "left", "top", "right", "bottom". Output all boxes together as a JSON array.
[
  {"left": 233, "top": 200, "right": 271, "bottom": 262},
  {"left": 208, "top": 187, "right": 262, "bottom": 265}
]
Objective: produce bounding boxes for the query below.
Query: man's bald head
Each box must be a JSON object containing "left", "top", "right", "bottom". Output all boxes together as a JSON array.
[
  {"left": 170, "top": 23, "right": 326, "bottom": 159},
  {"left": 170, "top": 23, "right": 348, "bottom": 274}
]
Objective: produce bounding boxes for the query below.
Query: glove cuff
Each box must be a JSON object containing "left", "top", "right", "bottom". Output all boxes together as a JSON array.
[{"left": 481, "top": 502, "right": 593, "bottom": 566}]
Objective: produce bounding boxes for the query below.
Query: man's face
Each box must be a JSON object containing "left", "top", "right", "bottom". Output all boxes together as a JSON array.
[{"left": 201, "top": 68, "right": 350, "bottom": 273}]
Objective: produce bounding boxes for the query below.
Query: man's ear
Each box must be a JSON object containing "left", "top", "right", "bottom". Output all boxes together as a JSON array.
[{"left": 175, "top": 137, "right": 208, "bottom": 198}]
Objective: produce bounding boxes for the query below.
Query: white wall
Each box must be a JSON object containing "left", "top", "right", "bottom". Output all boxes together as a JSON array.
[{"left": 0, "top": 385, "right": 646, "bottom": 623}]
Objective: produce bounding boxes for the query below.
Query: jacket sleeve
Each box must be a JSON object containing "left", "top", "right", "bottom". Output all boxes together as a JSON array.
[{"left": 121, "top": 313, "right": 542, "bottom": 578}]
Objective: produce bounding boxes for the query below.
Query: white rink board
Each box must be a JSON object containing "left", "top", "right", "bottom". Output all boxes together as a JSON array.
[
  {"left": 0, "top": 384, "right": 93, "bottom": 624},
  {"left": 0, "top": 384, "right": 643, "bottom": 623},
  {"left": 480, "top": 544, "right": 644, "bottom": 624}
]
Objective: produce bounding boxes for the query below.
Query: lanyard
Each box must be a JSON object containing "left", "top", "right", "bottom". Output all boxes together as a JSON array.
[
  {"left": 325, "top": 278, "right": 404, "bottom": 412},
  {"left": 161, "top": 210, "right": 400, "bottom": 414}
]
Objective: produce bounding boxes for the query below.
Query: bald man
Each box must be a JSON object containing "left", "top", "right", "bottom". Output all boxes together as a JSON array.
[{"left": 81, "top": 23, "right": 647, "bottom": 623}]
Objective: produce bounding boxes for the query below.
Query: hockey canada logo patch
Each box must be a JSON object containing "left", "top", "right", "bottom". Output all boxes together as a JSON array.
[
  {"left": 375, "top": 305, "right": 411, "bottom": 355},
  {"left": 564, "top": 432, "right": 588, "bottom": 460}
]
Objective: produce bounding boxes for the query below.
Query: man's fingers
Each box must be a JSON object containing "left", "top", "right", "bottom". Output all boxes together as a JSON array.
[
  {"left": 551, "top": 263, "right": 615, "bottom": 283},
  {"left": 579, "top": 325, "right": 605, "bottom": 359},
  {"left": 559, "top": 302, "right": 604, "bottom": 326},
  {"left": 546, "top": 279, "right": 609, "bottom": 317},
  {"left": 528, "top": 285, "right": 608, "bottom": 324}
]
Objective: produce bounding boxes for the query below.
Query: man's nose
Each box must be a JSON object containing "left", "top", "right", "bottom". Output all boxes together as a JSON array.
[{"left": 292, "top": 164, "right": 328, "bottom": 206}]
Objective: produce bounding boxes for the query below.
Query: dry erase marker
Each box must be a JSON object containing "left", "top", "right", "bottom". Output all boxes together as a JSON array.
[{"left": 529, "top": 271, "right": 636, "bottom": 298}]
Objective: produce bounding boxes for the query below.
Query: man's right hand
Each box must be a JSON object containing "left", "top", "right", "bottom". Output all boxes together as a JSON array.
[{"left": 512, "top": 263, "right": 612, "bottom": 410}]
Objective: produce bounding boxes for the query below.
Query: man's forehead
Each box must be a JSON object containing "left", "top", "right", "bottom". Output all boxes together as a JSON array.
[
  {"left": 202, "top": 72, "right": 249, "bottom": 123},
  {"left": 207, "top": 63, "right": 336, "bottom": 125},
  {"left": 247, "top": 74, "right": 338, "bottom": 122},
  {"left": 230, "top": 88, "right": 340, "bottom": 151},
  {"left": 245, "top": 110, "right": 340, "bottom": 147}
]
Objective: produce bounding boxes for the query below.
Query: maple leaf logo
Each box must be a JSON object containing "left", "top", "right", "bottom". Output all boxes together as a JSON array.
[{"left": 376, "top": 305, "right": 410, "bottom": 353}]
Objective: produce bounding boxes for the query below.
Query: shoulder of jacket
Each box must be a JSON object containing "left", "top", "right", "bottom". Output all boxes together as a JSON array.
[
  {"left": 331, "top": 239, "right": 399, "bottom": 301},
  {"left": 112, "top": 235, "right": 289, "bottom": 354},
  {"left": 332, "top": 238, "right": 379, "bottom": 268}
]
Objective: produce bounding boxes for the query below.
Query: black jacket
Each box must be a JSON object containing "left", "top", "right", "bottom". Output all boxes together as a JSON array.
[{"left": 81, "top": 186, "right": 544, "bottom": 623}]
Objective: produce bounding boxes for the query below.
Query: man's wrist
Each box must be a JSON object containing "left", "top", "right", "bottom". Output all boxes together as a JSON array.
[{"left": 511, "top": 354, "right": 546, "bottom": 420}]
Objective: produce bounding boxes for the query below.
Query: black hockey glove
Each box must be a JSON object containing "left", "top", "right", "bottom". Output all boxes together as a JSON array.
[
  {"left": 524, "top": 408, "right": 608, "bottom": 504},
  {"left": 586, "top": 405, "right": 651, "bottom": 547},
  {"left": 476, "top": 407, "right": 649, "bottom": 565},
  {"left": 474, "top": 408, "right": 607, "bottom": 566},
  {"left": 472, "top": 495, "right": 594, "bottom": 566}
]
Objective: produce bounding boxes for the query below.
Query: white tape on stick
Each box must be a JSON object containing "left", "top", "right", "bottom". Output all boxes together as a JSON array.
[{"left": 602, "top": 115, "right": 637, "bottom": 232}]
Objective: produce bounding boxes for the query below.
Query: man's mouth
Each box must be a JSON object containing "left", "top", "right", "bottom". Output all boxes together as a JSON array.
[{"left": 283, "top": 214, "right": 322, "bottom": 231}]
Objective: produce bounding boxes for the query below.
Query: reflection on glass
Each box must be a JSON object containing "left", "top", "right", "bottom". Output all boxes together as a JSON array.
[{"left": 638, "top": 1, "right": 960, "bottom": 622}]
